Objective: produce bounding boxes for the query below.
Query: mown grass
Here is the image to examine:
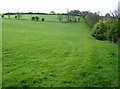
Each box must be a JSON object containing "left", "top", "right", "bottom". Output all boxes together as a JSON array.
[{"left": 2, "top": 16, "right": 118, "bottom": 87}]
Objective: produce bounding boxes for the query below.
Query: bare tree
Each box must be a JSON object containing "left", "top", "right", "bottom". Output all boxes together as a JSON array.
[
  {"left": 8, "top": 10, "right": 10, "bottom": 19},
  {"left": 17, "top": 13, "right": 22, "bottom": 19},
  {"left": 50, "top": 11, "right": 55, "bottom": 15},
  {"left": 17, "top": 9, "right": 22, "bottom": 20},
  {"left": 111, "top": 10, "right": 120, "bottom": 18},
  {"left": 86, "top": 13, "right": 100, "bottom": 27},
  {"left": 57, "top": 14, "right": 63, "bottom": 22},
  {"left": 105, "top": 13, "right": 111, "bottom": 18},
  {"left": 66, "top": 9, "right": 70, "bottom": 22},
  {"left": 66, "top": 9, "right": 77, "bottom": 22}
]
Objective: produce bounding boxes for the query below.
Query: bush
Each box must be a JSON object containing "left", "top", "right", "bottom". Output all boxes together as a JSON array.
[
  {"left": 1, "top": 15, "right": 4, "bottom": 18},
  {"left": 92, "top": 20, "right": 107, "bottom": 40},
  {"left": 78, "top": 18, "right": 80, "bottom": 22},
  {"left": 31, "top": 16, "right": 35, "bottom": 21},
  {"left": 41, "top": 18, "right": 45, "bottom": 22},
  {"left": 31, "top": 16, "right": 39, "bottom": 21},
  {"left": 35, "top": 16, "right": 39, "bottom": 21},
  {"left": 107, "top": 19, "right": 118, "bottom": 43},
  {"left": 15, "top": 16, "right": 17, "bottom": 19},
  {"left": 92, "top": 18, "right": 119, "bottom": 43}
]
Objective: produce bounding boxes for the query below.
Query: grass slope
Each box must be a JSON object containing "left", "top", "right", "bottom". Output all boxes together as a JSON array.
[{"left": 2, "top": 18, "right": 118, "bottom": 87}]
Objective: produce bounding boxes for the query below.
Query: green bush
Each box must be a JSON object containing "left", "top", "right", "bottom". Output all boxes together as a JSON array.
[
  {"left": 106, "top": 19, "right": 118, "bottom": 43},
  {"left": 92, "top": 20, "right": 107, "bottom": 40},
  {"left": 92, "top": 18, "right": 119, "bottom": 43},
  {"left": 35, "top": 16, "right": 39, "bottom": 21},
  {"left": 1, "top": 15, "right": 4, "bottom": 18},
  {"left": 41, "top": 18, "right": 45, "bottom": 22}
]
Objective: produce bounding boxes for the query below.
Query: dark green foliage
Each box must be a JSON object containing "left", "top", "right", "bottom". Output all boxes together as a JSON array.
[
  {"left": 92, "top": 20, "right": 107, "bottom": 40},
  {"left": 74, "top": 19, "right": 76, "bottom": 22},
  {"left": 1, "top": 15, "right": 4, "bottom": 18},
  {"left": 92, "top": 18, "right": 119, "bottom": 43},
  {"left": 68, "top": 10, "right": 81, "bottom": 16},
  {"left": 31, "top": 16, "right": 35, "bottom": 21},
  {"left": 41, "top": 18, "right": 45, "bottom": 21},
  {"left": 15, "top": 15, "right": 17, "bottom": 19},
  {"left": 35, "top": 16, "right": 39, "bottom": 21},
  {"left": 80, "top": 11, "right": 91, "bottom": 18},
  {"left": 78, "top": 17, "right": 81, "bottom": 22},
  {"left": 31, "top": 16, "right": 39, "bottom": 21},
  {"left": 107, "top": 19, "right": 118, "bottom": 43}
]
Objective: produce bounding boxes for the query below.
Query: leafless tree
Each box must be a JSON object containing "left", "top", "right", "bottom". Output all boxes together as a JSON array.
[
  {"left": 111, "top": 10, "right": 120, "bottom": 18},
  {"left": 57, "top": 14, "right": 63, "bottom": 22}
]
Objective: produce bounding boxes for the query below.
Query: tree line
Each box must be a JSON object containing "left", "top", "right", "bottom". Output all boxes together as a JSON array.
[
  {"left": 57, "top": 9, "right": 119, "bottom": 43},
  {"left": 84, "top": 10, "right": 119, "bottom": 43}
]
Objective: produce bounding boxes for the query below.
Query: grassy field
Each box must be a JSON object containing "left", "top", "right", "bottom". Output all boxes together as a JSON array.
[{"left": 2, "top": 15, "right": 118, "bottom": 87}]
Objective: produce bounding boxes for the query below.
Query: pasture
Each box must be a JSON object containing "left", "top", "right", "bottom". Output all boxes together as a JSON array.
[{"left": 2, "top": 15, "right": 118, "bottom": 87}]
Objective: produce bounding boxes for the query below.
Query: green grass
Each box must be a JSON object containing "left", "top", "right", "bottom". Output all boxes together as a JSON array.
[{"left": 2, "top": 16, "right": 118, "bottom": 87}]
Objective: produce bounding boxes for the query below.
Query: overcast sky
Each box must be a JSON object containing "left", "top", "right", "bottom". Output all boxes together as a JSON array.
[{"left": 0, "top": 0, "right": 119, "bottom": 15}]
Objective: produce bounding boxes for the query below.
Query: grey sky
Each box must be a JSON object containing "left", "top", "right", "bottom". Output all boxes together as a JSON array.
[{"left": 0, "top": 0, "right": 119, "bottom": 15}]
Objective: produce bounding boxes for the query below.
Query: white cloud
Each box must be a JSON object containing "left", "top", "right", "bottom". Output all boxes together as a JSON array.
[{"left": 0, "top": 0, "right": 119, "bottom": 15}]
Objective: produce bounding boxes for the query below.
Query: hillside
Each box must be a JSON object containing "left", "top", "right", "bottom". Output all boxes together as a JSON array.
[{"left": 2, "top": 17, "right": 118, "bottom": 87}]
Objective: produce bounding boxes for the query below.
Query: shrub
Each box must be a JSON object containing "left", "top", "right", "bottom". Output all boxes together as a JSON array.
[
  {"left": 35, "top": 16, "right": 39, "bottom": 21},
  {"left": 107, "top": 19, "right": 118, "bottom": 43},
  {"left": 41, "top": 18, "right": 45, "bottom": 22},
  {"left": 15, "top": 16, "right": 17, "bottom": 19},
  {"left": 92, "top": 20, "right": 107, "bottom": 40},
  {"left": 31, "top": 16, "right": 39, "bottom": 21},
  {"left": 92, "top": 18, "right": 119, "bottom": 43},
  {"left": 31, "top": 16, "right": 35, "bottom": 21},
  {"left": 78, "top": 18, "right": 80, "bottom": 22},
  {"left": 1, "top": 15, "right": 4, "bottom": 18}
]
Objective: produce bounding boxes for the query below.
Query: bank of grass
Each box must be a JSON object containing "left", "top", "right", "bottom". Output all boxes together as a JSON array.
[{"left": 2, "top": 17, "right": 118, "bottom": 87}]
